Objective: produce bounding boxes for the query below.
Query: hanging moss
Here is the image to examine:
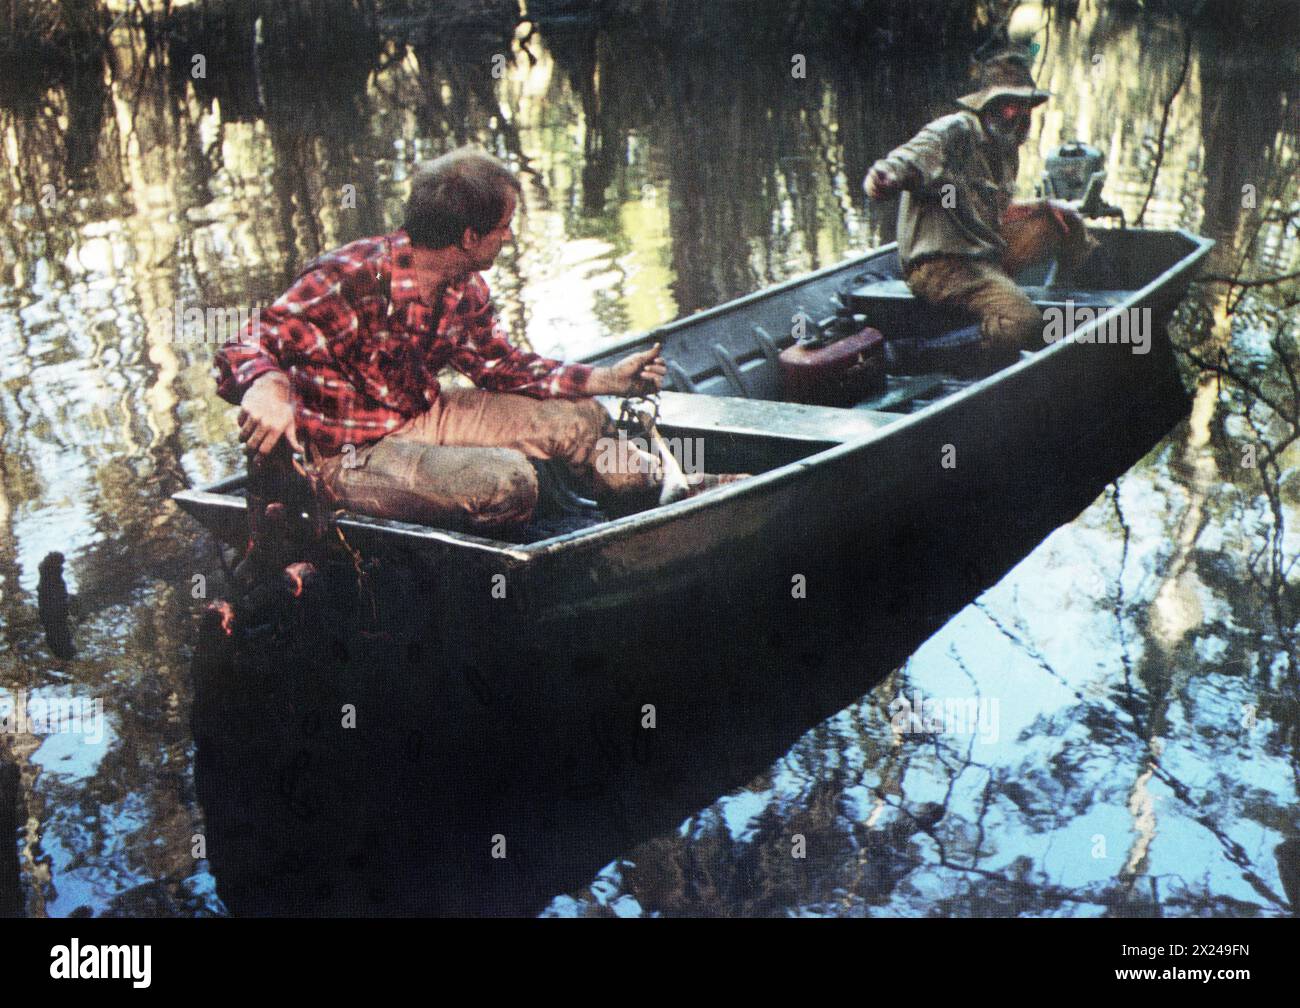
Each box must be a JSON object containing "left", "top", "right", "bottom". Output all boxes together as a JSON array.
[{"left": 0, "top": 0, "right": 109, "bottom": 116}]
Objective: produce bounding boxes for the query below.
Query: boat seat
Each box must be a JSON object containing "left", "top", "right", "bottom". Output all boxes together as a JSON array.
[
  {"left": 853, "top": 374, "right": 950, "bottom": 413},
  {"left": 843, "top": 278, "right": 978, "bottom": 342},
  {"left": 601, "top": 391, "right": 896, "bottom": 444},
  {"left": 844, "top": 275, "right": 1136, "bottom": 341}
]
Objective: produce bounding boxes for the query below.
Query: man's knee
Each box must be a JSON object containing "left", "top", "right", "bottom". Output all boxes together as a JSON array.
[
  {"left": 541, "top": 397, "right": 609, "bottom": 461},
  {"left": 905, "top": 258, "right": 985, "bottom": 307},
  {"left": 570, "top": 397, "right": 609, "bottom": 438},
  {"left": 904, "top": 261, "right": 951, "bottom": 304},
  {"left": 464, "top": 449, "right": 538, "bottom": 527},
  {"left": 981, "top": 298, "right": 1043, "bottom": 351}
]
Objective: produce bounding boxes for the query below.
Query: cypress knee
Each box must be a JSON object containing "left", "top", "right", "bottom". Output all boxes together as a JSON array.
[{"left": 0, "top": 756, "right": 20, "bottom": 918}]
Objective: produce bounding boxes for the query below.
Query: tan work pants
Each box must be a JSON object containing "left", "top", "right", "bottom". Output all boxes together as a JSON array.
[
  {"left": 905, "top": 206, "right": 1097, "bottom": 353},
  {"left": 317, "top": 388, "right": 658, "bottom": 530}
]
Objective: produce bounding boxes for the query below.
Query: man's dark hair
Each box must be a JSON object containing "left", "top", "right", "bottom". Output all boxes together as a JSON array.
[{"left": 402, "top": 148, "right": 522, "bottom": 250}]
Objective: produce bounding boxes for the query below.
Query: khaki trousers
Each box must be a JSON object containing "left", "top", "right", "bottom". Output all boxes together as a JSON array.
[
  {"left": 905, "top": 207, "right": 1097, "bottom": 353},
  {"left": 317, "top": 388, "right": 659, "bottom": 530}
]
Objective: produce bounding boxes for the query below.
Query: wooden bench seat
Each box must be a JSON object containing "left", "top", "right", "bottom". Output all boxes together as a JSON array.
[{"left": 600, "top": 391, "right": 898, "bottom": 444}]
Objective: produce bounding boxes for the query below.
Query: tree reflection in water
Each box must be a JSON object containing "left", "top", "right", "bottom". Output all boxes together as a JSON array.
[{"left": 0, "top": 0, "right": 1298, "bottom": 916}]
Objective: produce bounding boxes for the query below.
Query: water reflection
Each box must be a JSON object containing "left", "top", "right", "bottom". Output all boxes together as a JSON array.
[{"left": 0, "top": 0, "right": 1298, "bottom": 916}]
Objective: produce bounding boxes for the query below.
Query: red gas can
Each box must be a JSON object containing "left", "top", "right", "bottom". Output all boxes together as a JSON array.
[{"left": 779, "top": 317, "right": 886, "bottom": 407}]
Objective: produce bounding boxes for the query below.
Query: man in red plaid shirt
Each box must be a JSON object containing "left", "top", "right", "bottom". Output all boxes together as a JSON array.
[{"left": 216, "top": 148, "right": 733, "bottom": 530}]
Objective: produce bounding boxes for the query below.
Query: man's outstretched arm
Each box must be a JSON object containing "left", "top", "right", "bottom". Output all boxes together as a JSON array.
[
  {"left": 446, "top": 279, "right": 665, "bottom": 397},
  {"left": 864, "top": 114, "right": 973, "bottom": 201}
]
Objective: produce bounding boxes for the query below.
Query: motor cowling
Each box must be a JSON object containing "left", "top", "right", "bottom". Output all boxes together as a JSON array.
[
  {"left": 1044, "top": 141, "right": 1104, "bottom": 201},
  {"left": 1042, "top": 141, "right": 1123, "bottom": 224}
]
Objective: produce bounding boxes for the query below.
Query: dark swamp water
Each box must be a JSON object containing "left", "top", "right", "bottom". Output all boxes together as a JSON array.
[{"left": 2, "top": 0, "right": 1300, "bottom": 917}]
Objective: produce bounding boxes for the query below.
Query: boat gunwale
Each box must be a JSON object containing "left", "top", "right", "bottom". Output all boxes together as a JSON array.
[
  {"left": 579, "top": 242, "right": 901, "bottom": 364},
  {"left": 172, "top": 228, "right": 1213, "bottom": 564}
]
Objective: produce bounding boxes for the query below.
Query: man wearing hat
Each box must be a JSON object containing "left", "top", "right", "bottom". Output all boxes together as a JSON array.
[{"left": 864, "top": 51, "right": 1097, "bottom": 356}]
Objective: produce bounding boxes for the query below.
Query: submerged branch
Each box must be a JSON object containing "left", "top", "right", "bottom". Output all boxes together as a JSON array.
[
  {"left": 1197, "top": 269, "right": 1300, "bottom": 289},
  {"left": 1134, "top": 28, "right": 1192, "bottom": 229}
]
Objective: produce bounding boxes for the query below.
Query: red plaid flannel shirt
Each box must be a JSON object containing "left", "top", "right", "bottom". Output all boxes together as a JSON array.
[{"left": 213, "top": 229, "right": 593, "bottom": 455}]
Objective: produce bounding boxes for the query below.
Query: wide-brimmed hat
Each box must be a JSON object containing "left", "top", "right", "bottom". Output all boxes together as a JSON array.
[{"left": 956, "top": 50, "right": 1050, "bottom": 112}]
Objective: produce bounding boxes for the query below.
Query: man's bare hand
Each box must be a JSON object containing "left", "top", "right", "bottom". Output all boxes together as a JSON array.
[
  {"left": 238, "top": 372, "right": 303, "bottom": 456},
  {"left": 590, "top": 343, "right": 668, "bottom": 395},
  {"left": 864, "top": 164, "right": 900, "bottom": 201},
  {"left": 1044, "top": 198, "right": 1086, "bottom": 237}
]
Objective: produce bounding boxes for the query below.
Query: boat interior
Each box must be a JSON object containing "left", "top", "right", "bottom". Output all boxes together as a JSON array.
[{"left": 517, "top": 228, "right": 1192, "bottom": 538}]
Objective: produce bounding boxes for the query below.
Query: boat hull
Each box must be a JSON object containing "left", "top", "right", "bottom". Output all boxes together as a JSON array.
[
  {"left": 175, "top": 228, "right": 1210, "bottom": 657},
  {"left": 183, "top": 228, "right": 1209, "bottom": 916}
]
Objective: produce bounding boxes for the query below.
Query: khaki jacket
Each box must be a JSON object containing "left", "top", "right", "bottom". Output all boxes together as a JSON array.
[{"left": 871, "top": 110, "right": 1018, "bottom": 271}]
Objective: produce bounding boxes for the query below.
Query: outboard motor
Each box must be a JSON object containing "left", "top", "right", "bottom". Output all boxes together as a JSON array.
[{"left": 1041, "top": 141, "right": 1125, "bottom": 225}]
